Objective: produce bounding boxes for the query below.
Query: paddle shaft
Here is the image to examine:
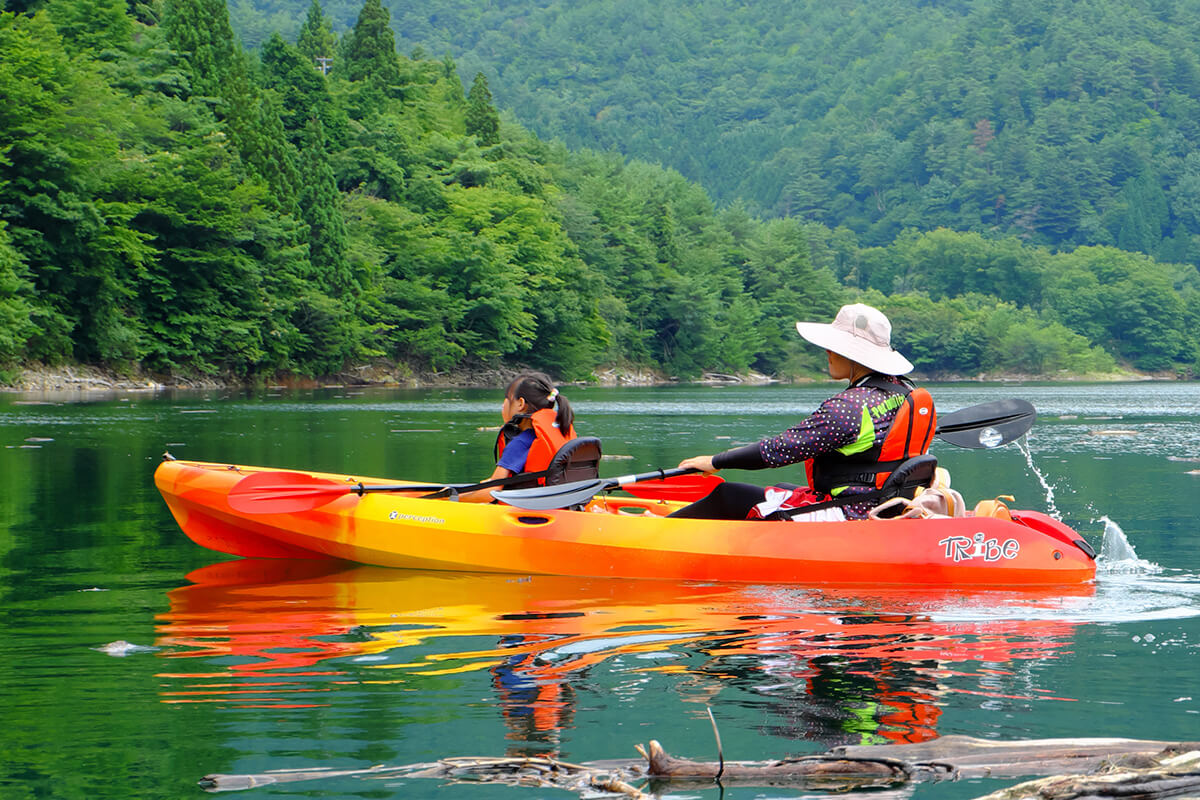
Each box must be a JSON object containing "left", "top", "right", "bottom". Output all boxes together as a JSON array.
[
  {"left": 605, "top": 466, "right": 700, "bottom": 489},
  {"left": 293, "top": 473, "right": 546, "bottom": 498},
  {"left": 228, "top": 469, "right": 554, "bottom": 514}
]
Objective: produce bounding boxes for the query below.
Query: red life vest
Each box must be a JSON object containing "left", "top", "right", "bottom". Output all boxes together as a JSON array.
[
  {"left": 494, "top": 408, "right": 577, "bottom": 479},
  {"left": 806, "top": 376, "right": 937, "bottom": 494}
]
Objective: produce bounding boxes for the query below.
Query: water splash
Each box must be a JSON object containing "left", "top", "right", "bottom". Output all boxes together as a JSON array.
[
  {"left": 1097, "top": 516, "right": 1162, "bottom": 575},
  {"left": 1016, "top": 438, "right": 1061, "bottom": 518}
]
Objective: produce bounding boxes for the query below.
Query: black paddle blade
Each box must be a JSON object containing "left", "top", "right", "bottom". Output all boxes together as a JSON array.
[
  {"left": 493, "top": 478, "right": 611, "bottom": 510},
  {"left": 935, "top": 398, "right": 1036, "bottom": 449}
]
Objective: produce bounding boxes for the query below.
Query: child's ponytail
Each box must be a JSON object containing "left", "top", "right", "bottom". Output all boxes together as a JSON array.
[{"left": 507, "top": 372, "right": 574, "bottom": 433}]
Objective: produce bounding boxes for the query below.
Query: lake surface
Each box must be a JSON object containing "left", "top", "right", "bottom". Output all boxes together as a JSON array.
[{"left": 2, "top": 382, "right": 1198, "bottom": 799}]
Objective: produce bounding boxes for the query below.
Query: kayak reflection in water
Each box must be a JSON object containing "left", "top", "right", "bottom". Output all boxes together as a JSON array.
[
  {"left": 672, "top": 303, "right": 937, "bottom": 521},
  {"left": 753, "top": 644, "right": 944, "bottom": 746},
  {"left": 459, "top": 371, "right": 577, "bottom": 503},
  {"left": 491, "top": 633, "right": 578, "bottom": 757}
]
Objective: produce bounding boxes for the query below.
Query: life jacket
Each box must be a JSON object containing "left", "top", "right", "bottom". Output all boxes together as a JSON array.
[
  {"left": 494, "top": 408, "right": 576, "bottom": 482},
  {"left": 806, "top": 375, "right": 936, "bottom": 495}
]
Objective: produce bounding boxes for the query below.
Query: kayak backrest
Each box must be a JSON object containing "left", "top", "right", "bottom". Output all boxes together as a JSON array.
[
  {"left": 545, "top": 437, "right": 603, "bottom": 487},
  {"left": 878, "top": 454, "right": 938, "bottom": 501}
]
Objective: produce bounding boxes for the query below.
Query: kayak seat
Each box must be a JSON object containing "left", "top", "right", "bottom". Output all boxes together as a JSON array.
[
  {"left": 545, "top": 436, "right": 603, "bottom": 487},
  {"left": 872, "top": 454, "right": 939, "bottom": 519},
  {"left": 880, "top": 454, "right": 938, "bottom": 499}
]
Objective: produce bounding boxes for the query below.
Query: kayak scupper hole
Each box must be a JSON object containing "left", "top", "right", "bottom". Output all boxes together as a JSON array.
[{"left": 516, "top": 515, "right": 552, "bottom": 526}]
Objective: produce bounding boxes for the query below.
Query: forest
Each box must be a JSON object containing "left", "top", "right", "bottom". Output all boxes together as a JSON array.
[
  {"left": 1, "top": 0, "right": 1199, "bottom": 383},
  {"left": 231, "top": 0, "right": 1200, "bottom": 263}
]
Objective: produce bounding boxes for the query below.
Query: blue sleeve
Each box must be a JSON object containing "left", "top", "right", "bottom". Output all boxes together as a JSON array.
[{"left": 497, "top": 429, "right": 536, "bottom": 473}]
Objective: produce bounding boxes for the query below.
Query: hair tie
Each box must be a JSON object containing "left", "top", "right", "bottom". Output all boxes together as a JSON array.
[{"left": 547, "top": 388, "right": 559, "bottom": 402}]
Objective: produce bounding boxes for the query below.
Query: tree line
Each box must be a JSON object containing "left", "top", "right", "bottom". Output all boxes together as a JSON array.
[
  {"left": 0, "top": 0, "right": 1196, "bottom": 384},
  {"left": 257, "top": 0, "right": 1200, "bottom": 267}
]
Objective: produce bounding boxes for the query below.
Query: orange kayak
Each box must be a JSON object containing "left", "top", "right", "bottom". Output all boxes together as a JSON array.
[{"left": 154, "top": 459, "right": 1096, "bottom": 585}]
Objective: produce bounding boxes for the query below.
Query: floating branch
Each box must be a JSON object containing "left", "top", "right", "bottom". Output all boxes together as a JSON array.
[{"left": 199, "top": 736, "right": 1200, "bottom": 798}]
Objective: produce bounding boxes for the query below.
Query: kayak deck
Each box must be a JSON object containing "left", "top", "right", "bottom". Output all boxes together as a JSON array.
[{"left": 154, "top": 459, "right": 1096, "bottom": 586}]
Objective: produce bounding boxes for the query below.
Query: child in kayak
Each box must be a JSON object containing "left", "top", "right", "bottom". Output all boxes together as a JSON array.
[
  {"left": 671, "top": 303, "right": 935, "bottom": 521},
  {"left": 459, "top": 372, "right": 577, "bottom": 503}
]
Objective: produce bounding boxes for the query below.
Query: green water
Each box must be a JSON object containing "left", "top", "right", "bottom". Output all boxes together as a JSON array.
[{"left": 2, "top": 383, "right": 1198, "bottom": 799}]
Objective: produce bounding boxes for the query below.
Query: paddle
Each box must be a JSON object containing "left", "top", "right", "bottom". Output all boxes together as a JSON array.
[
  {"left": 492, "top": 467, "right": 703, "bottom": 511},
  {"left": 621, "top": 471, "right": 725, "bottom": 501},
  {"left": 935, "top": 398, "right": 1035, "bottom": 449},
  {"left": 494, "top": 398, "right": 1038, "bottom": 510},
  {"left": 227, "top": 471, "right": 527, "bottom": 514}
]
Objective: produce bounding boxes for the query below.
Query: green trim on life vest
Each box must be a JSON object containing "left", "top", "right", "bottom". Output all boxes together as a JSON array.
[{"left": 836, "top": 392, "right": 909, "bottom": 458}]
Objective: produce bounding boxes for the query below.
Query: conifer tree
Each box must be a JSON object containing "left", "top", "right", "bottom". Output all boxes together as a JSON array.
[
  {"left": 342, "top": 0, "right": 402, "bottom": 100},
  {"left": 250, "top": 91, "right": 302, "bottom": 213},
  {"left": 261, "top": 32, "right": 341, "bottom": 147},
  {"left": 296, "top": 0, "right": 337, "bottom": 75},
  {"left": 297, "top": 116, "right": 351, "bottom": 296},
  {"left": 162, "top": 0, "right": 237, "bottom": 98},
  {"left": 1117, "top": 169, "right": 1169, "bottom": 256},
  {"left": 164, "top": 0, "right": 301, "bottom": 214},
  {"left": 465, "top": 71, "right": 500, "bottom": 146}
]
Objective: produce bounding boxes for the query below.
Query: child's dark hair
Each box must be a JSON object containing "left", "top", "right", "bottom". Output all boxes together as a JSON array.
[{"left": 507, "top": 371, "right": 573, "bottom": 433}]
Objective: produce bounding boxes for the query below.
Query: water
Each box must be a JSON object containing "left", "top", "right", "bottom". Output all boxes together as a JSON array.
[{"left": 2, "top": 382, "right": 1200, "bottom": 799}]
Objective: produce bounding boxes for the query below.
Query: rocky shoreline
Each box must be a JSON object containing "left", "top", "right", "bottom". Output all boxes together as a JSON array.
[
  {"left": 1, "top": 358, "right": 1156, "bottom": 396},
  {"left": 0, "top": 362, "right": 783, "bottom": 395}
]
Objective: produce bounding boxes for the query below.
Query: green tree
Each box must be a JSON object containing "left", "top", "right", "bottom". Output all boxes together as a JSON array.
[
  {"left": 126, "top": 125, "right": 274, "bottom": 376},
  {"left": 161, "top": 0, "right": 237, "bottom": 98},
  {"left": 296, "top": 0, "right": 337, "bottom": 72},
  {"left": 47, "top": 0, "right": 131, "bottom": 54},
  {"left": 465, "top": 72, "right": 500, "bottom": 146},
  {"left": 1043, "top": 246, "right": 1193, "bottom": 370},
  {"left": 0, "top": 222, "right": 36, "bottom": 369},
  {"left": 260, "top": 31, "right": 342, "bottom": 147},
  {"left": 1116, "top": 169, "right": 1169, "bottom": 256},
  {"left": 341, "top": 0, "right": 403, "bottom": 108},
  {"left": 297, "top": 116, "right": 352, "bottom": 297},
  {"left": 741, "top": 218, "right": 843, "bottom": 373},
  {"left": 0, "top": 10, "right": 151, "bottom": 364}
]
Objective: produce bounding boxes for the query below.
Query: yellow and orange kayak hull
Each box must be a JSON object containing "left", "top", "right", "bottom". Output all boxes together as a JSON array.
[{"left": 155, "top": 459, "right": 1096, "bottom": 586}]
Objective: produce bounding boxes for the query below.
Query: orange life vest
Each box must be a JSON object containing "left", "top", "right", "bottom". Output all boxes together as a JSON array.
[
  {"left": 807, "top": 376, "right": 937, "bottom": 494},
  {"left": 494, "top": 408, "right": 576, "bottom": 479}
]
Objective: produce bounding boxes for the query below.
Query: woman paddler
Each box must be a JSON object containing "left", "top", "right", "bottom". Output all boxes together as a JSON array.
[
  {"left": 459, "top": 371, "right": 577, "bottom": 503},
  {"left": 671, "top": 303, "right": 935, "bottom": 521}
]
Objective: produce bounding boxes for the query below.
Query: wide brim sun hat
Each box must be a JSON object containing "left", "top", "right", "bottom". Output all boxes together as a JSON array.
[{"left": 795, "top": 303, "right": 914, "bottom": 376}]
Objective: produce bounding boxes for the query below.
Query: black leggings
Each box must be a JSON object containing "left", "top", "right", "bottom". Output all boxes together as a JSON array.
[{"left": 667, "top": 481, "right": 774, "bottom": 520}]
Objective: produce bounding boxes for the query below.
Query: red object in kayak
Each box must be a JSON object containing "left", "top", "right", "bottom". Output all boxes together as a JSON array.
[{"left": 154, "top": 459, "right": 1096, "bottom": 586}]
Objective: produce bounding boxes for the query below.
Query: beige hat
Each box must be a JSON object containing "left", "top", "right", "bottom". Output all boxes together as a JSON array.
[{"left": 795, "top": 303, "right": 914, "bottom": 375}]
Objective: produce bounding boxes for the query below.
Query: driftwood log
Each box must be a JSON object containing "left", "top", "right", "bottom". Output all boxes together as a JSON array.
[
  {"left": 199, "top": 735, "right": 1200, "bottom": 798},
  {"left": 972, "top": 748, "right": 1200, "bottom": 800}
]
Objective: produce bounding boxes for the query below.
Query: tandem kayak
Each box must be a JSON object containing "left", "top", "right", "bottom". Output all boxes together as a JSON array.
[{"left": 154, "top": 459, "right": 1097, "bottom": 586}]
